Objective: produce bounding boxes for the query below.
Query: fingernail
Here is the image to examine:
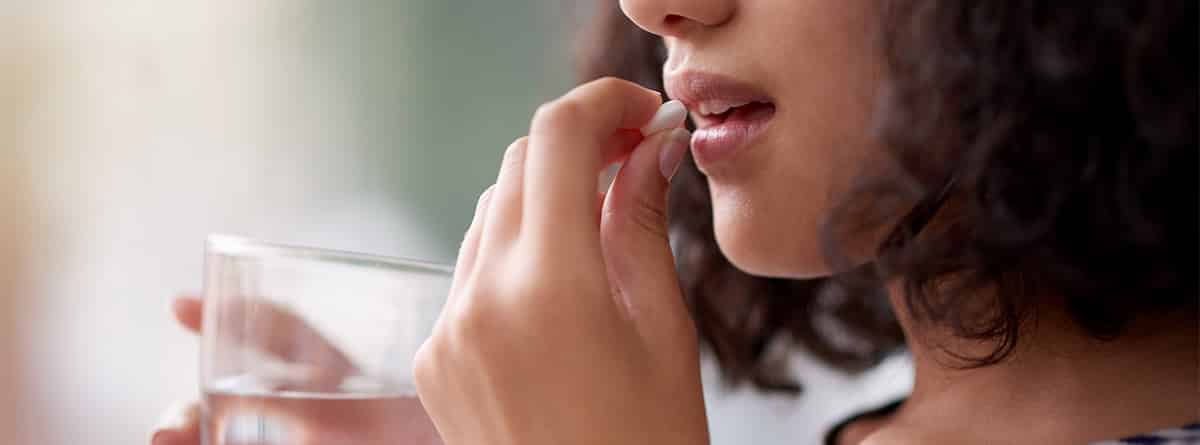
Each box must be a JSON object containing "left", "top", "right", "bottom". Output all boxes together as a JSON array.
[
  {"left": 637, "top": 84, "right": 665, "bottom": 98},
  {"left": 150, "top": 430, "right": 178, "bottom": 445},
  {"left": 151, "top": 401, "right": 199, "bottom": 442},
  {"left": 659, "top": 128, "right": 692, "bottom": 180},
  {"left": 640, "top": 100, "right": 687, "bottom": 135}
]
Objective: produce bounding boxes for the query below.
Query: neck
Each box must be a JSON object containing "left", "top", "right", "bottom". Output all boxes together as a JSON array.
[{"left": 885, "top": 285, "right": 1198, "bottom": 444}]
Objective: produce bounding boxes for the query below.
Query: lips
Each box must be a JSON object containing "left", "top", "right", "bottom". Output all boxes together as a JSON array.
[{"left": 665, "top": 71, "right": 776, "bottom": 168}]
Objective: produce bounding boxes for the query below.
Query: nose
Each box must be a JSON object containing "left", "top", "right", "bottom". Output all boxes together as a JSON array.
[{"left": 619, "top": 0, "right": 735, "bottom": 38}]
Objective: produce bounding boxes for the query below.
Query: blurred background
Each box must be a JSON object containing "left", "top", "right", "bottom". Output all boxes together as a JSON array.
[{"left": 1, "top": 1, "right": 908, "bottom": 444}]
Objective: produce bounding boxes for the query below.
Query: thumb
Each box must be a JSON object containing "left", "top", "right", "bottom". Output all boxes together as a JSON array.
[
  {"left": 150, "top": 400, "right": 201, "bottom": 445},
  {"left": 600, "top": 126, "right": 693, "bottom": 341}
]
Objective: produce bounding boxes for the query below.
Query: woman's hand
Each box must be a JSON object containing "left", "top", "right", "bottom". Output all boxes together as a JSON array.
[
  {"left": 150, "top": 297, "right": 396, "bottom": 445},
  {"left": 413, "top": 77, "right": 707, "bottom": 445},
  {"left": 150, "top": 298, "right": 205, "bottom": 445}
]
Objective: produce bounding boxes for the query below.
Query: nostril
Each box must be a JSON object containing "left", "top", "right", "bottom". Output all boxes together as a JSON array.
[{"left": 663, "top": 14, "right": 685, "bottom": 27}]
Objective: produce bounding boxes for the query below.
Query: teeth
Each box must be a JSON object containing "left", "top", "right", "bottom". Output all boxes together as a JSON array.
[
  {"left": 697, "top": 99, "right": 750, "bottom": 116},
  {"left": 695, "top": 99, "right": 769, "bottom": 116}
]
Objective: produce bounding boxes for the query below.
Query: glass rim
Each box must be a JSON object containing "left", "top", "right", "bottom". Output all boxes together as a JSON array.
[{"left": 206, "top": 234, "right": 454, "bottom": 275}]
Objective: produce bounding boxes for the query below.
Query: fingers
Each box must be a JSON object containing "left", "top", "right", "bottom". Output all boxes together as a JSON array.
[
  {"left": 601, "top": 128, "right": 694, "bottom": 347},
  {"left": 172, "top": 296, "right": 203, "bottom": 334},
  {"left": 150, "top": 400, "right": 201, "bottom": 445},
  {"left": 183, "top": 296, "right": 358, "bottom": 384},
  {"left": 638, "top": 100, "right": 687, "bottom": 136},
  {"left": 225, "top": 300, "right": 357, "bottom": 383},
  {"left": 524, "top": 78, "right": 663, "bottom": 238},
  {"left": 607, "top": 129, "right": 646, "bottom": 163},
  {"left": 447, "top": 185, "right": 495, "bottom": 302},
  {"left": 479, "top": 137, "right": 528, "bottom": 252}
]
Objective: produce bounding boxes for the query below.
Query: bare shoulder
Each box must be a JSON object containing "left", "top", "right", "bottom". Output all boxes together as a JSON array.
[
  {"left": 855, "top": 422, "right": 957, "bottom": 445},
  {"left": 857, "top": 430, "right": 927, "bottom": 445}
]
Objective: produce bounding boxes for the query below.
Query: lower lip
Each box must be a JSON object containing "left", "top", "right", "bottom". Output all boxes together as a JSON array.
[{"left": 690, "top": 104, "right": 775, "bottom": 168}]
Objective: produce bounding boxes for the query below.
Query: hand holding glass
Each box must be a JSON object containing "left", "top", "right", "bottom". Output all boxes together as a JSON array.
[{"left": 201, "top": 236, "right": 450, "bottom": 445}]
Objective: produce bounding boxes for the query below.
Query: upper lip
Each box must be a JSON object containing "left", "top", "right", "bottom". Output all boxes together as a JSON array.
[{"left": 664, "top": 71, "right": 773, "bottom": 127}]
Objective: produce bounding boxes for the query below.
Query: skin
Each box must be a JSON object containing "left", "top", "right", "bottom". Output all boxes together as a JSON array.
[
  {"left": 152, "top": 0, "right": 1198, "bottom": 444},
  {"left": 633, "top": 0, "right": 885, "bottom": 278}
]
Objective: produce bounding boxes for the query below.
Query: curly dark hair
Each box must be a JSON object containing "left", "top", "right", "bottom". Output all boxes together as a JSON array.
[{"left": 577, "top": 0, "right": 1197, "bottom": 393}]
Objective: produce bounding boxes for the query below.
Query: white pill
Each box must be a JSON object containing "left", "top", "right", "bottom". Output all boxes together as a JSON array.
[{"left": 640, "top": 100, "right": 688, "bottom": 135}]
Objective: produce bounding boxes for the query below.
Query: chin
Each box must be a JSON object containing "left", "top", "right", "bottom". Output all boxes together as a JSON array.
[{"left": 710, "top": 204, "right": 834, "bottom": 280}]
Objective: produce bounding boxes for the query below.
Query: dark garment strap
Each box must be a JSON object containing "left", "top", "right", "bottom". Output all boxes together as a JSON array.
[{"left": 823, "top": 398, "right": 905, "bottom": 445}]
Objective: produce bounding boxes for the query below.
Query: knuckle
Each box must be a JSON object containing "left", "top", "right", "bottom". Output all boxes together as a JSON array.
[
  {"left": 500, "top": 137, "right": 528, "bottom": 170},
  {"left": 532, "top": 98, "right": 588, "bottom": 132},
  {"left": 450, "top": 297, "right": 497, "bottom": 344},
  {"left": 450, "top": 307, "right": 512, "bottom": 362},
  {"left": 510, "top": 249, "right": 602, "bottom": 300},
  {"left": 411, "top": 339, "right": 438, "bottom": 385},
  {"left": 586, "top": 76, "right": 654, "bottom": 101},
  {"left": 504, "top": 269, "right": 549, "bottom": 300},
  {"left": 464, "top": 256, "right": 548, "bottom": 306},
  {"left": 603, "top": 197, "right": 669, "bottom": 243},
  {"left": 590, "top": 76, "right": 629, "bottom": 93},
  {"left": 502, "top": 247, "right": 558, "bottom": 290},
  {"left": 477, "top": 184, "right": 495, "bottom": 206},
  {"left": 412, "top": 337, "right": 452, "bottom": 398}
]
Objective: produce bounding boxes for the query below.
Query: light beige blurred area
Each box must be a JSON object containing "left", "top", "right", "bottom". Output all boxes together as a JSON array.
[
  {"left": 1, "top": 1, "right": 908, "bottom": 444},
  {"left": 2, "top": 1, "right": 569, "bottom": 443}
]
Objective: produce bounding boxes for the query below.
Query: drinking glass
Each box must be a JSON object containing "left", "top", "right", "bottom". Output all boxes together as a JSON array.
[{"left": 200, "top": 235, "right": 451, "bottom": 445}]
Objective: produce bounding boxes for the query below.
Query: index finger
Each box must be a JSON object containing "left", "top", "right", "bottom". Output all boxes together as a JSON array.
[
  {"left": 174, "top": 295, "right": 358, "bottom": 387},
  {"left": 173, "top": 296, "right": 204, "bottom": 333},
  {"left": 523, "top": 77, "right": 663, "bottom": 237}
]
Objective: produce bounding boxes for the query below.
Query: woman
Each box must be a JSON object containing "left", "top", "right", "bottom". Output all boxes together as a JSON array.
[{"left": 153, "top": 0, "right": 1197, "bottom": 444}]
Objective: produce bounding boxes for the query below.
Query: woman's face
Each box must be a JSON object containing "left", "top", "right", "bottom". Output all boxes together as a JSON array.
[{"left": 621, "top": 0, "right": 885, "bottom": 278}]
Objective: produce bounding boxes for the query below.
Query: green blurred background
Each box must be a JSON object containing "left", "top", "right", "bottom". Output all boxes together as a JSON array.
[{"left": 298, "top": 0, "right": 575, "bottom": 252}]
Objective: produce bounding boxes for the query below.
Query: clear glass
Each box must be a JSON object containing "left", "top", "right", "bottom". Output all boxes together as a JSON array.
[{"left": 201, "top": 235, "right": 450, "bottom": 445}]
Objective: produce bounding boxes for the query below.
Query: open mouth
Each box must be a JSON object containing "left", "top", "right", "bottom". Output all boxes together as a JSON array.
[
  {"left": 665, "top": 71, "right": 777, "bottom": 167},
  {"left": 692, "top": 100, "right": 777, "bottom": 129}
]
